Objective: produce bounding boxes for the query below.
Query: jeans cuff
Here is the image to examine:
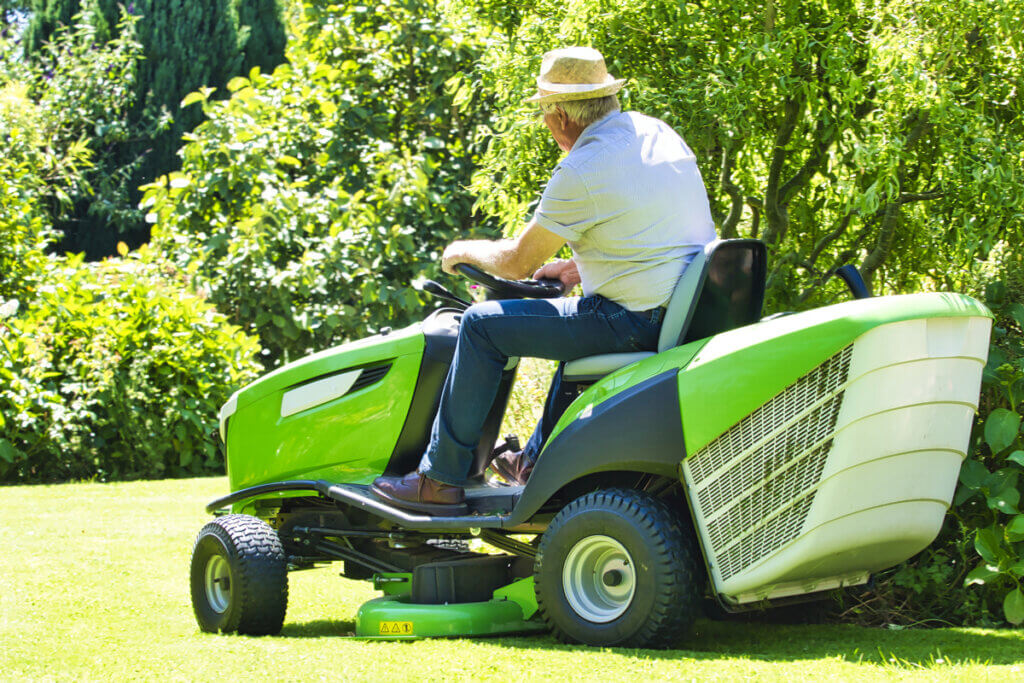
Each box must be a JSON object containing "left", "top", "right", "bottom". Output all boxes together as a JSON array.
[{"left": 417, "top": 466, "right": 464, "bottom": 487}]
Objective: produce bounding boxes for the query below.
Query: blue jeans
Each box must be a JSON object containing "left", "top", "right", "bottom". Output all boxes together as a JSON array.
[{"left": 418, "top": 295, "right": 662, "bottom": 486}]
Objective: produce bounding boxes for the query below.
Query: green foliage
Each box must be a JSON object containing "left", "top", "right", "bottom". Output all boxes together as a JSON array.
[
  {"left": 0, "top": 17, "right": 117, "bottom": 302},
  {"left": 0, "top": 82, "right": 62, "bottom": 303},
  {"left": 0, "top": 249, "right": 262, "bottom": 483},
  {"left": 950, "top": 248, "right": 1024, "bottom": 625},
  {"left": 467, "top": 0, "right": 1024, "bottom": 310},
  {"left": 18, "top": 10, "right": 169, "bottom": 256},
  {"left": 146, "top": 0, "right": 498, "bottom": 366},
  {"left": 23, "top": 0, "right": 287, "bottom": 258}
]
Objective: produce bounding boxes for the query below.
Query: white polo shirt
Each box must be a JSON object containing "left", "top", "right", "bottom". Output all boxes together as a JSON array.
[{"left": 533, "top": 110, "right": 716, "bottom": 311}]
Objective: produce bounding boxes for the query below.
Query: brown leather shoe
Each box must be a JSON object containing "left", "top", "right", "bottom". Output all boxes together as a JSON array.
[
  {"left": 371, "top": 471, "right": 468, "bottom": 515},
  {"left": 489, "top": 449, "right": 534, "bottom": 486}
]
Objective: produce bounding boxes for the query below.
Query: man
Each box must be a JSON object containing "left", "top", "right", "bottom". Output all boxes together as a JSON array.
[{"left": 371, "top": 46, "right": 716, "bottom": 514}]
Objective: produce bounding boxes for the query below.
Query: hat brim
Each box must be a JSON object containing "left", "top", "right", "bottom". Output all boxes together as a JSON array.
[{"left": 525, "top": 78, "right": 626, "bottom": 105}]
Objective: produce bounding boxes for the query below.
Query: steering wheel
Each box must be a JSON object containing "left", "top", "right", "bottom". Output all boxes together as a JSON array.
[{"left": 454, "top": 263, "right": 565, "bottom": 299}]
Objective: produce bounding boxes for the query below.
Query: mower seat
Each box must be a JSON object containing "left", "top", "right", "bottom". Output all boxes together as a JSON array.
[{"left": 562, "top": 239, "right": 767, "bottom": 382}]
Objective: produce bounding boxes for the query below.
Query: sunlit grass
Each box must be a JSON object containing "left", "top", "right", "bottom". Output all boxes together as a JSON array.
[{"left": 2, "top": 477, "right": 1023, "bottom": 680}]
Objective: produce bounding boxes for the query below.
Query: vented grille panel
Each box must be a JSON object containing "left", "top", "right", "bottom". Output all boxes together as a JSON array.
[
  {"left": 705, "top": 440, "right": 832, "bottom": 552},
  {"left": 350, "top": 364, "right": 391, "bottom": 393},
  {"left": 685, "top": 345, "right": 852, "bottom": 582},
  {"left": 716, "top": 494, "right": 817, "bottom": 581},
  {"left": 698, "top": 398, "right": 843, "bottom": 516},
  {"left": 687, "top": 347, "right": 852, "bottom": 484}
]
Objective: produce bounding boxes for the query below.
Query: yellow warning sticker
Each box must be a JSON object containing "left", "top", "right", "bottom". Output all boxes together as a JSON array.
[{"left": 378, "top": 621, "right": 414, "bottom": 635}]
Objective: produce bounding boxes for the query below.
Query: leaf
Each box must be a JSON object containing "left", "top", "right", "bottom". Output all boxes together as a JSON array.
[
  {"left": 987, "top": 487, "right": 1021, "bottom": 515},
  {"left": 975, "top": 527, "right": 1004, "bottom": 564},
  {"left": 1009, "top": 303, "right": 1024, "bottom": 329},
  {"left": 959, "top": 459, "right": 989, "bottom": 489},
  {"left": 1008, "top": 451, "right": 1024, "bottom": 468},
  {"left": 1004, "top": 587, "right": 1024, "bottom": 626},
  {"left": 116, "top": 241, "right": 129, "bottom": 257},
  {"left": 181, "top": 91, "right": 206, "bottom": 108},
  {"left": 0, "top": 438, "right": 19, "bottom": 464},
  {"left": 226, "top": 76, "right": 250, "bottom": 93},
  {"left": 1007, "top": 515, "right": 1024, "bottom": 543},
  {"left": 964, "top": 562, "right": 1001, "bottom": 586},
  {"left": 984, "top": 408, "right": 1021, "bottom": 453}
]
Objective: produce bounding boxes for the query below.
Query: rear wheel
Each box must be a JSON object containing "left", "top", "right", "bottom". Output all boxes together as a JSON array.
[
  {"left": 190, "top": 514, "right": 288, "bottom": 635},
  {"left": 534, "top": 488, "right": 702, "bottom": 648}
]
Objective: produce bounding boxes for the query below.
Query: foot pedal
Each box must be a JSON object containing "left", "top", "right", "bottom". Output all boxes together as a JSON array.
[{"left": 491, "top": 434, "right": 521, "bottom": 458}]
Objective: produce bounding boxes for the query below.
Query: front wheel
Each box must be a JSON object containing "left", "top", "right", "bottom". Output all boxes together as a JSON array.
[
  {"left": 190, "top": 514, "right": 288, "bottom": 635},
  {"left": 534, "top": 488, "right": 702, "bottom": 648}
]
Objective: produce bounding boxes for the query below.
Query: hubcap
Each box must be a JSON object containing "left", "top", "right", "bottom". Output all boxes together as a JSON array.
[
  {"left": 562, "top": 535, "right": 636, "bottom": 623},
  {"left": 204, "top": 554, "right": 232, "bottom": 614}
]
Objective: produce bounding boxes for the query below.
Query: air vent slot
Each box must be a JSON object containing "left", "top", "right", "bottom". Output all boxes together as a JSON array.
[{"left": 350, "top": 364, "right": 391, "bottom": 393}]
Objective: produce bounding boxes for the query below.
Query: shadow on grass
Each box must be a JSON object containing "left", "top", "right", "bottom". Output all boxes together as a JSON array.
[
  {"left": 275, "top": 615, "right": 1024, "bottom": 668},
  {"left": 280, "top": 620, "right": 357, "bottom": 638},
  {"left": 483, "top": 619, "right": 1024, "bottom": 669}
]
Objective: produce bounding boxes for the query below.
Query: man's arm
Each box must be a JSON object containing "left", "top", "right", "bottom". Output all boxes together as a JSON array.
[{"left": 441, "top": 219, "right": 566, "bottom": 280}]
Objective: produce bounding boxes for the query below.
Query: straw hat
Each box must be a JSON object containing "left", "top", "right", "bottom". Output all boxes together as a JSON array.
[{"left": 526, "top": 47, "right": 626, "bottom": 105}]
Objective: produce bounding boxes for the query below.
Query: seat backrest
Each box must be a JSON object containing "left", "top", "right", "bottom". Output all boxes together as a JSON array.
[{"left": 656, "top": 238, "right": 767, "bottom": 352}]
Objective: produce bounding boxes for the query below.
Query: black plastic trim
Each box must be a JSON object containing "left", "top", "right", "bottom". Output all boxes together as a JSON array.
[
  {"left": 385, "top": 309, "right": 460, "bottom": 476},
  {"left": 681, "top": 239, "right": 767, "bottom": 345},
  {"left": 831, "top": 264, "right": 872, "bottom": 299},
  {"left": 505, "top": 370, "right": 686, "bottom": 526},
  {"left": 205, "top": 480, "right": 330, "bottom": 514}
]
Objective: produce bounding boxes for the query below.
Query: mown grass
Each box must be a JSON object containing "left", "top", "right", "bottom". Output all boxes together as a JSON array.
[{"left": 2, "top": 477, "right": 1023, "bottom": 681}]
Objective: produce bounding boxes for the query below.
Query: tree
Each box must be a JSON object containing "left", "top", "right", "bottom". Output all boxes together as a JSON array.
[
  {"left": 23, "top": 0, "right": 288, "bottom": 258},
  {"left": 468, "top": 0, "right": 1024, "bottom": 310}
]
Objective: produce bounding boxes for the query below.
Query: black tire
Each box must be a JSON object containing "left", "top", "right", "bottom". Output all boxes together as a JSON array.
[
  {"left": 534, "top": 488, "right": 702, "bottom": 648},
  {"left": 190, "top": 514, "right": 288, "bottom": 635}
]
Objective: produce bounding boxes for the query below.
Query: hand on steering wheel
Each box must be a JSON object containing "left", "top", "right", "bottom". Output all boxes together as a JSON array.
[{"left": 454, "top": 264, "right": 566, "bottom": 299}]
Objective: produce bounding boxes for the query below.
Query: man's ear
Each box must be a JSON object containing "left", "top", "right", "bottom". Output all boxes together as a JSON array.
[{"left": 556, "top": 106, "right": 568, "bottom": 130}]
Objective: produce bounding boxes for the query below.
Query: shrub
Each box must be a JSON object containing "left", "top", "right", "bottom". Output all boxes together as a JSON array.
[
  {"left": 0, "top": 249, "right": 262, "bottom": 483},
  {"left": 146, "top": 0, "right": 498, "bottom": 367}
]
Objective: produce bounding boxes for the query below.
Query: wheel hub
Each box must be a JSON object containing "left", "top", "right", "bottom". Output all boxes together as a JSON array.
[
  {"left": 562, "top": 535, "right": 636, "bottom": 623},
  {"left": 204, "top": 554, "right": 232, "bottom": 614}
]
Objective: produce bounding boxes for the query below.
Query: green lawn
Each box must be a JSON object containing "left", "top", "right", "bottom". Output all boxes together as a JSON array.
[{"left": 2, "top": 477, "right": 1022, "bottom": 681}]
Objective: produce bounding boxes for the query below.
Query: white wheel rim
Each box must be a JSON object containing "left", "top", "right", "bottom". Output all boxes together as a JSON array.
[
  {"left": 562, "top": 535, "right": 636, "bottom": 623},
  {"left": 204, "top": 554, "right": 232, "bottom": 614}
]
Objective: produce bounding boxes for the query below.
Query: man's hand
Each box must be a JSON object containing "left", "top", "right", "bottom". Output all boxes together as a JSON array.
[
  {"left": 441, "top": 241, "right": 474, "bottom": 275},
  {"left": 534, "top": 259, "right": 581, "bottom": 289}
]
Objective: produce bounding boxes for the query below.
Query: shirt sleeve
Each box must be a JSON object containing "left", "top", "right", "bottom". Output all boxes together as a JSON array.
[{"left": 532, "top": 164, "right": 595, "bottom": 242}]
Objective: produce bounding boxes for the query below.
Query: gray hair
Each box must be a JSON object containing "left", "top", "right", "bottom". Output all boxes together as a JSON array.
[{"left": 540, "top": 95, "right": 620, "bottom": 127}]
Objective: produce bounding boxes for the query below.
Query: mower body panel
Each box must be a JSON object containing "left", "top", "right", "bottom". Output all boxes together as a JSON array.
[{"left": 222, "top": 322, "right": 427, "bottom": 491}]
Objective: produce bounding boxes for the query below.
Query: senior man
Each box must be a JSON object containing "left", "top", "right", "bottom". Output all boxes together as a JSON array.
[{"left": 371, "top": 46, "right": 716, "bottom": 514}]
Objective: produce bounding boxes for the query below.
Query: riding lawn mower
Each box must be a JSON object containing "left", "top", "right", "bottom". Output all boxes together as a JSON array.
[{"left": 189, "top": 238, "right": 990, "bottom": 648}]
